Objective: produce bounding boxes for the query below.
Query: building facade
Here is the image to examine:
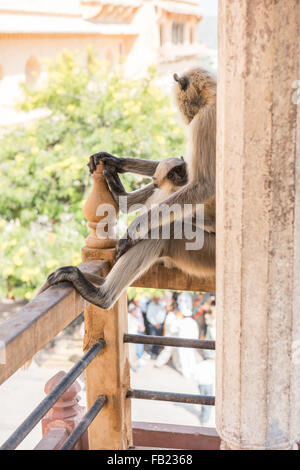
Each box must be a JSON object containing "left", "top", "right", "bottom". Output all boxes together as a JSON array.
[{"left": 0, "top": 0, "right": 203, "bottom": 100}]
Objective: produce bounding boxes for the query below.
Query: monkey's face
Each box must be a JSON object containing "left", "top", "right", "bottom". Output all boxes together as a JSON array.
[
  {"left": 173, "top": 68, "right": 216, "bottom": 123},
  {"left": 153, "top": 158, "right": 187, "bottom": 190}
]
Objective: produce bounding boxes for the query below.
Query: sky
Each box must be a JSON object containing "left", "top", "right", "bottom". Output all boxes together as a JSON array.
[{"left": 199, "top": 0, "right": 218, "bottom": 16}]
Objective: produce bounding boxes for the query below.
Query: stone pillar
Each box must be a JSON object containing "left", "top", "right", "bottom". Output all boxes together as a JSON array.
[
  {"left": 216, "top": 0, "right": 300, "bottom": 450},
  {"left": 82, "top": 162, "right": 132, "bottom": 450}
]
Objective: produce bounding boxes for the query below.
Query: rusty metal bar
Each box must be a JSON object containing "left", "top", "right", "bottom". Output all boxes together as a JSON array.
[
  {"left": 124, "top": 334, "right": 215, "bottom": 350},
  {"left": 0, "top": 339, "right": 105, "bottom": 451},
  {"left": 60, "top": 395, "right": 106, "bottom": 450},
  {"left": 127, "top": 389, "right": 215, "bottom": 406}
]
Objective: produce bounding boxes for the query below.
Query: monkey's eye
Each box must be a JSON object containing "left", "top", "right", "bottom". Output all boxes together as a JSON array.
[{"left": 152, "top": 176, "right": 158, "bottom": 188}]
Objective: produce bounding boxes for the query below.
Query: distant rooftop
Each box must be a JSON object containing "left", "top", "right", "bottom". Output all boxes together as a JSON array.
[
  {"left": 0, "top": 0, "right": 81, "bottom": 15},
  {"left": 0, "top": 0, "right": 201, "bottom": 16},
  {"left": 0, "top": 0, "right": 202, "bottom": 35},
  {"left": 0, "top": 13, "right": 139, "bottom": 35},
  {"left": 157, "top": 1, "right": 201, "bottom": 18},
  {"left": 81, "top": 0, "right": 142, "bottom": 7}
]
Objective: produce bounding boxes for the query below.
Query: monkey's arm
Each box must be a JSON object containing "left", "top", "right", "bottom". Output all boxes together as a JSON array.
[
  {"left": 89, "top": 152, "right": 159, "bottom": 177},
  {"left": 115, "top": 181, "right": 214, "bottom": 259},
  {"left": 104, "top": 168, "right": 155, "bottom": 212}
]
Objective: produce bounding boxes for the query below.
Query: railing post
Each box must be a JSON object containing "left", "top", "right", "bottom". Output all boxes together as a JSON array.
[
  {"left": 82, "top": 162, "right": 132, "bottom": 450},
  {"left": 38, "top": 371, "right": 88, "bottom": 450}
]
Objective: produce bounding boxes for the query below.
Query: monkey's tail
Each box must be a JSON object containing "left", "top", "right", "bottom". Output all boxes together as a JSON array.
[{"left": 98, "top": 239, "right": 163, "bottom": 309}]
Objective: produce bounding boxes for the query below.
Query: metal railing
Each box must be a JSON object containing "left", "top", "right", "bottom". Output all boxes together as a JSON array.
[
  {"left": 61, "top": 395, "right": 106, "bottom": 450},
  {"left": 0, "top": 339, "right": 105, "bottom": 450},
  {"left": 124, "top": 333, "right": 215, "bottom": 350},
  {"left": 127, "top": 389, "right": 215, "bottom": 406},
  {"left": 0, "top": 327, "right": 216, "bottom": 450},
  {"left": 124, "top": 333, "right": 216, "bottom": 409}
]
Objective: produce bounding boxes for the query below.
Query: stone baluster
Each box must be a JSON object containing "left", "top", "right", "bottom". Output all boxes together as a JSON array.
[
  {"left": 82, "top": 161, "right": 119, "bottom": 262},
  {"left": 36, "top": 371, "right": 88, "bottom": 450}
]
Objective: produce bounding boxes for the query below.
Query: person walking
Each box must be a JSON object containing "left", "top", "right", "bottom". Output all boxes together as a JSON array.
[
  {"left": 138, "top": 295, "right": 150, "bottom": 335},
  {"left": 172, "top": 293, "right": 199, "bottom": 379},
  {"left": 154, "top": 307, "right": 182, "bottom": 368},
  {"left": 194, "top": 358, "right": 215, "bottom": 425},
  {"left": 127, "top": 304, "right": 140, "bottom": 371},
  {"left": 146, "top": 296, "right": 166, "bottom": 358}
]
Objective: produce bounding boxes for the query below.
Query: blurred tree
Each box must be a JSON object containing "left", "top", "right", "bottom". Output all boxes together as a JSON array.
[{"left": 0, "top": 50, "right": 185, "bottom": 299}]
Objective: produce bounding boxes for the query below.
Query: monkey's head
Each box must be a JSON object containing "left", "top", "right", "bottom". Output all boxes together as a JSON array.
[
  {"left": 152, "top": 157, "right": 187, "bottom": 190},
  {"left": 173, "top": 68, "right": 216, "bottom": 123}
]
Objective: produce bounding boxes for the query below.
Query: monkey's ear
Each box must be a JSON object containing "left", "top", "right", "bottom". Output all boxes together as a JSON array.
[
  {"left": 167, "top": 162, "right": 187, "bottom": 186},
  {"left": 173, "top": 73, "right": 188, "bottom": 91}
]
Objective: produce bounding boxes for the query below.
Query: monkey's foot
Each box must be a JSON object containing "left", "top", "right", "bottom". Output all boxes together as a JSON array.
[
  {"left": 88, "top": 152, "right": 124, "bottom": 174},
  {"left": 103, "top": 168, "right": 118, "bottom": 186},
  {"left": 115, "top": 235, "right": 138, "bottom": 261},
  {"left": 39, "top": 266, "right": 104, "bottom": 293},
  {"left": 37, "top": 266, "right": 77, "bottom": 294},
  {"left": 103, "top": 168, "right": 123, "bottom": 204},
  {"left": 41, "top": 266, "right": 111, "bottom": 309},
  {"left": 46, "top": 266, "right": 81, "bottom": 287}
]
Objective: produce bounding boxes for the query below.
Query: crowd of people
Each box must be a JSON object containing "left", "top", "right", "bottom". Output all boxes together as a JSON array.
[{"left": 127, "top": 291, "right": 216, "bottom": 425}]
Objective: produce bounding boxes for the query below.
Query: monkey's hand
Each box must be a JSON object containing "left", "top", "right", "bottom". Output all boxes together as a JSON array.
[{"left": 88, "top": 152, "right": 126, "bottom": 174}]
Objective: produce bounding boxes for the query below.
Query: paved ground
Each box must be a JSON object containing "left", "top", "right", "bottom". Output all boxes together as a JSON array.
[
  {"left": 0, "top": 357, "right": 215, "bottom": 450},
  {"left": 131, "top": 361, "right": 215, "bottom": 430}
]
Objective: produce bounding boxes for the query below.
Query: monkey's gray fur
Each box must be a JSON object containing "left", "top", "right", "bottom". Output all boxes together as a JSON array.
[{"left": 39, "top": 67, "right": 216, "bottom": 309}]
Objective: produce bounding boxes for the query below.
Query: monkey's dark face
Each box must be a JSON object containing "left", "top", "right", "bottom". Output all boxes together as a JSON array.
[
  {"left": 166, "top": 161, "right": 187, "bottom": 187},
  {"left": 153, "top": 158, "right": 187, "bottom": 189},
  {"left": 173, "top": 68, "right": 216, "bottom": 124}
]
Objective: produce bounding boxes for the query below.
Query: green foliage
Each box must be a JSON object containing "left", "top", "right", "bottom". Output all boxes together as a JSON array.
[{"left": 0, "top": 50, "right": 185, "bottom": 299}]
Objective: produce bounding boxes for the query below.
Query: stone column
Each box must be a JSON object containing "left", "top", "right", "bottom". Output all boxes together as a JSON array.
[
  {"left": 216, "top": 0, "right": 300, "bottom": 450},
  {"left": 82, "top": 162, "right": 132, "bottom": 450}
]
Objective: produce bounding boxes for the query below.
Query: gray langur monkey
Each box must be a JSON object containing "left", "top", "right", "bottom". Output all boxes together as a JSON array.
[
  {"left": 39, "top": 67, "right": 216, "bottom": 309},
  {"left": 103, "top": 156, "right": 189, "bottom": 270},
  {"left": 38, "top": 157, "right": 189, "bottom": 291}
]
